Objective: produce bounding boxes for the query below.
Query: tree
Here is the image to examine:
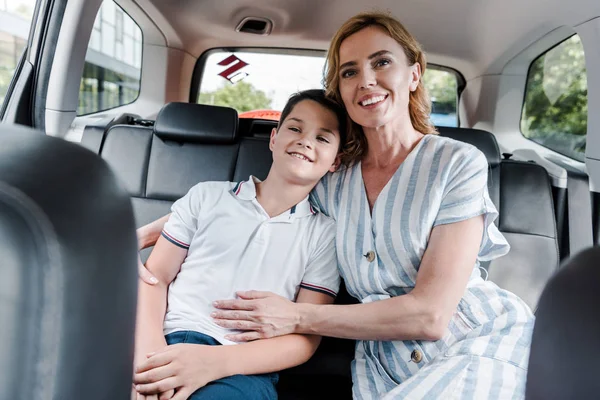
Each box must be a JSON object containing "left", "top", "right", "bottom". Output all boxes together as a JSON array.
[
  {"left": 521, "top": 35, "right": 587, "bottom": 160},
  {"left": 423, "top": 69, "right": 457, "bottom": 114},
  {"left": 198, "top": 81, "right": 272, "bottom": 112}
]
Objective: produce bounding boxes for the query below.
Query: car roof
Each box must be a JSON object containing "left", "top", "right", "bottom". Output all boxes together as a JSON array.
[{"left": 144, "top": 0, "right": 600, "bottom": 79}]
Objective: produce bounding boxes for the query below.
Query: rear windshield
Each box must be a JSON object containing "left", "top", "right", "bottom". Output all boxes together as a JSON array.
[{"left": 196, "top": 50, "right": 459, "bottom": 126}]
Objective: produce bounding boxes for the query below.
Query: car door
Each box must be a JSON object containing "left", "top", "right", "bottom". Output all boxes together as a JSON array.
[{"left": 0, "top": 0, "right": 67, "bottom": 128}]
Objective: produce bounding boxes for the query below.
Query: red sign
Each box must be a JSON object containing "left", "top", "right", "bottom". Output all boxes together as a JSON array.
[{"left": 217, "top": 55, "right": 249, "bottom": 83}]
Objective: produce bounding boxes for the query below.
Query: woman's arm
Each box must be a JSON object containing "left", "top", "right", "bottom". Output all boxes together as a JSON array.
[
  {"left": 136, "top": 214, "right": 171, "bottom": 285},
  {"left": 137, "top": 214, "right": 171, "bottom": 250},
  {"left": 213, "top": 215, "right": 484, "bottom": 342},
  {"left": 133, "top": 289, "right": 334, "bottom": 397}
]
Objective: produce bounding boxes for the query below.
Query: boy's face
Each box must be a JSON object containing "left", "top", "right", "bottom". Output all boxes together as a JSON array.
[{"left": 270, "top": 99, "right": 341, "bottom": 186}]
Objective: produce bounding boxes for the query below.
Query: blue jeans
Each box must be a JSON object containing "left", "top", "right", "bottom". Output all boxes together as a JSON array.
[{"left": 165, "top": 331, "right": 279, "bottom": 400}]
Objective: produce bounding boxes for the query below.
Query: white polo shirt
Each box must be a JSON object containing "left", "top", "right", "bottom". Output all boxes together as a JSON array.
[{"left": 161, "top": 176, "right": 340, "bottom": 345}]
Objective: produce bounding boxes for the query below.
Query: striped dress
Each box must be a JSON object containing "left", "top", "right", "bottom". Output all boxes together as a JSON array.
[{"left": 311, "top": 134, "right": 534, "bottom": 399}]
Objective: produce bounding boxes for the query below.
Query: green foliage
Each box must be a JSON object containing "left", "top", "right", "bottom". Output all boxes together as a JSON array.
[
  {"left": 521, "top": 35, "right": 587, "bottom": 161},
  {"left": 198, "top": 81, "right": 272, "bottom": 112},
  {"left": 423, "top": 68, "right": 457, "bottom": 114}
]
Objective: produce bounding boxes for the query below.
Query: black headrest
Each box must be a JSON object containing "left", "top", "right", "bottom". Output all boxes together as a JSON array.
[
  {"left": 437, "top": 126, "right": 501, "bottom": 167},
  {"left": 154, "top": 102, "right": 238, "bottom": 144},
  {"left": 526, "top": 246, "right": 600, "bottom": 399}
]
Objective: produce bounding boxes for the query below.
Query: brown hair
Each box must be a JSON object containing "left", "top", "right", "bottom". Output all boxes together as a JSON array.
[
  {"left": 324, "top": 11, "right": 438, "bottom": 165},
  {"left": 277, "top": 89, "right": 347, "bottom": 152}
]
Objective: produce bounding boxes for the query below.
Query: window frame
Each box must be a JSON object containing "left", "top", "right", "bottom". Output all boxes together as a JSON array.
[{"left": 0, "top": 0, "right": 44, "bottom": 121}]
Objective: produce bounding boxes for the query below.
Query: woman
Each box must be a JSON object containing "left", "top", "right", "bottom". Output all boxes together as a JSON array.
[{"left": 139, "top": 11, "right": 534, "bottom": 399}]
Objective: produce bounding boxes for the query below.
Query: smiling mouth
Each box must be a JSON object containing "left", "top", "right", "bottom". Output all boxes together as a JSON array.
[
  {"left": 359, "top": 94, "right": 388, "bottom": 107},
  {"left": 288, "top": 152, "right": 313, "bottom": 162}
]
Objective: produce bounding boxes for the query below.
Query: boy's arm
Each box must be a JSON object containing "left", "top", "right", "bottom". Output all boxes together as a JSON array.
[
  {"left": 133, "top": 288, "right": 335, "bottom": 397},
  {"left": 134, "top": 234, "right": 187, "bottom": 367}
]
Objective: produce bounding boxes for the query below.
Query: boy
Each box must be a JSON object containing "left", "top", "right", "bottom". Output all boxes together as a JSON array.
[{"left": 133, "top": 89, "right": 346, "bottom": 400}]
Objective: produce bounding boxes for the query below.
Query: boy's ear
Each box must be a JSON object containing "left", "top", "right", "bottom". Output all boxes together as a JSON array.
[
  {"left": 269, "top": 128, "right": 277, "bottom": 151},
  {"left": 329, "top": 154, "right": 342, "bottom": 173}
]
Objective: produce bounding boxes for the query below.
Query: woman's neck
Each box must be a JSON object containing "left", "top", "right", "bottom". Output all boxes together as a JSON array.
[{"left": 362, "top": 118, "right": 424, "bottom": 169}]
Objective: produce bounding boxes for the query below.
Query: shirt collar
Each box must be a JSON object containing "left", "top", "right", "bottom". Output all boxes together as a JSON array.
[
  {"left": 289, "top": 196, "right": 318, "bottom": 219},
  {"left": 231, "top": 175, "right": 259, "bottom": 201},
  {"left": 232, "top": 175, "right": 318, "bottom": 220}
]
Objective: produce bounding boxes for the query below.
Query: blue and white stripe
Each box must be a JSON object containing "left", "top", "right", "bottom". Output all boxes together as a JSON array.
[{"left": 310, "top": 134, "right": 534, "bottom": 399}]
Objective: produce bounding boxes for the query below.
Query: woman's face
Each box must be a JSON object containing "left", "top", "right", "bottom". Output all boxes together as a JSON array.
[{"left": 337, "top": 26, "right": 421, "bottom": 130}]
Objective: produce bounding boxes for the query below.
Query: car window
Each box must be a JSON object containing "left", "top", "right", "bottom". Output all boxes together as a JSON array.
[
  {"left": 196, "top": 50, "right": 459, "bottom": 127},
  {"left": 422, "top": 68, "right": 458, "bottom": 127},
  {"left": 77, "top": 0, "right": 142, "bottom": 115},
  {"left": 0, "top": 0, "right": 36, "bottom": 107},
  {"left": 521, "top": 35, "right": 587, "bottom": 162}
]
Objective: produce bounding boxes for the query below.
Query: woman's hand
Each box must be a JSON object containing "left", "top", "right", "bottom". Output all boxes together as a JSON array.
[
  {"left": 212, "top": 291, "right": 301, "bottom": 341},
  {"left": 133, "top": 344, "right": 224, "bottom": 400},
  {"left": 138, "top": 253, "right": 159, "bottom": 285}
]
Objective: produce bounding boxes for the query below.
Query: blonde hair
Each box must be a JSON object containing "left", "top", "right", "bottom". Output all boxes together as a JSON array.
[{"left": 324, "top": 11, "right": 438, "bottom": 165}]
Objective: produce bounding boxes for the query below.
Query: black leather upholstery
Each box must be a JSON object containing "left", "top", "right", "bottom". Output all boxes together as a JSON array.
[
  {"left": 146, "top": 135, "right": 238, "bottom": 200},
  {"left": 80, "top": 113, "right": 142, "bottom": 154},
  {"left": 526, "top": 246, "right": 600, "bottom": 400},
  {"left": 437, "top": 126, "right": 501, "bottom": 167},
  {"left": 0, "top": 124, "right": 138, "bottom": 400},
  {"left": 234, "top": 137, "right": 273, "bottom": 182},
  {"left": 154, "top": 102, "right": 238, "bottom": 143},
  {"left": 102, "top": 125, "right": 153, "bottom": 197}
]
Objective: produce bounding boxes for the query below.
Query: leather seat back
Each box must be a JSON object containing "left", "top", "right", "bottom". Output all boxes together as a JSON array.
[
  {"left": 526, "top": 246, "right": 600, "bottom": 399},
  {"left": 0, "top": 124, "right": 138, "bottom": 400}
]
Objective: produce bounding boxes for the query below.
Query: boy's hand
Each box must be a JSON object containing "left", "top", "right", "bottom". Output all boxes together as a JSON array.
[
  {"left": 133, "top": 342, "right": 174, "bottom": 399},
  {"left": 131, "top": 386, "right": 172, "bottom": 400},
  {"left": 134, "top": 344, "right": 226, "bottom": 400}
]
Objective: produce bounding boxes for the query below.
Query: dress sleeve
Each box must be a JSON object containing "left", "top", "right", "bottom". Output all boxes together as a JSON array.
[
  {"left": 309, "top": 173, "right": 332, "bottom": 217},
  {"left": 161, "top": 183, "right": 203, "bottom": 249},
  {"left": 434, "top": 148, "right": 509, "bottom": 261}
]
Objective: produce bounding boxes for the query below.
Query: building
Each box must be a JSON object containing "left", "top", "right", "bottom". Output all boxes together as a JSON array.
[{"left": 0, "top": 0, "right": 142, "bottom": 114}]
